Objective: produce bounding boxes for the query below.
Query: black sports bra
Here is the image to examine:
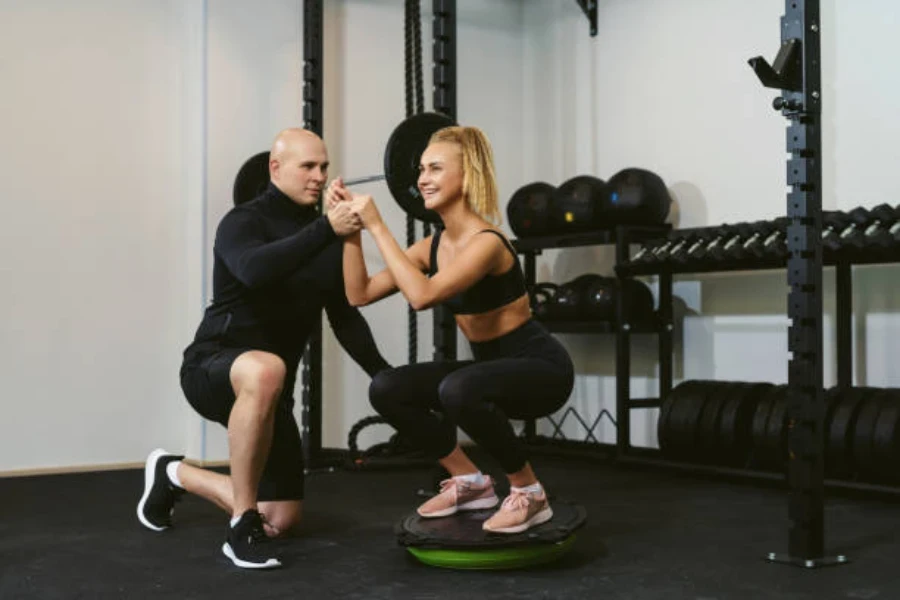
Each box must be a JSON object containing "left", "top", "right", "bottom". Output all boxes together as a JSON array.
[{"left": 428, "top": 229, "right": 527, "bottom": 315}]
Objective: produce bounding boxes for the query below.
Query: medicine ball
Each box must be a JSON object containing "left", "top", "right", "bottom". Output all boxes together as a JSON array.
[
  {"left": 582, "top": 276, "right": 617, "bottom": 322},
  {"left": 554, "top": 274, "right": 605, "bottom": 321},
  {"left": 583, "top": 277, "right": 656, "bottom": 325},
  {"left": 551, "top": 175, "right": 609, "bottom": 233},
  {"left": 530, "top": 283, "right": 559, "bottom": 320},
  {"left": 604, "top": 168, "right": 671, "bottom": 226},
  {"left": 507, "top": 182, "right": 558, "bottom": 238}
]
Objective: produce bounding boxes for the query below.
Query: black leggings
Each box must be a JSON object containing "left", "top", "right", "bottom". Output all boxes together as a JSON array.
[{"left": 368, "top": 319, "right": 574, "bottom": 473}]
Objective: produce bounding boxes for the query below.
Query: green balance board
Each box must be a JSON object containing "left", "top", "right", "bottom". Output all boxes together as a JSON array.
[{"left": 396, "top": 497, "right": 587, "bottom": 570}]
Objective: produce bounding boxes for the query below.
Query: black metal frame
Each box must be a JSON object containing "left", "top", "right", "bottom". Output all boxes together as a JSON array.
[
  {"left": 431, "top": 0, "right": 458, "bottom": 361},
  {"left": 574, "top": 0, "right": 598, "bottom": 37},
  {"left": 749, "top": 0, "right": 844, "bottom": 568},
  {"left": 300, "top": 0, "right": 324, "bottom": 470}
]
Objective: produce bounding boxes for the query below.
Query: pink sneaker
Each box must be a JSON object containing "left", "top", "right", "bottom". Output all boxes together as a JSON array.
[
  {"left": 482, "top": 488, "right": 553, "bottom": 534},
  {"left": 417, "top": 476, "right": 500, "bottom": 518}
]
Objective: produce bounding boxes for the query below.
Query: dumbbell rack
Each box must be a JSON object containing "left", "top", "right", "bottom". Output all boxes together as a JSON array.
[
  {"left": 615, "top": 250, "right": 900, "bottom": 476},
  {"left": 512, "top": 224, "right": 672, "bottom": 453}
]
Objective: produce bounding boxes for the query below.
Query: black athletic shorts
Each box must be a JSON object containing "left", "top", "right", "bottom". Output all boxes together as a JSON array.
[{"left": 179, "top": 345, "right": 304, "bottom": 501}]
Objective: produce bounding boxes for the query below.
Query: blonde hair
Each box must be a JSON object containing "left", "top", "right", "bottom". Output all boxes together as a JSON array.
[{"left": 428, "top": 125, "right": 500, "bottom": 224}]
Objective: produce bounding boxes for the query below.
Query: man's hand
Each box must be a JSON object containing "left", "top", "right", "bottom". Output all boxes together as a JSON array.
[
  {"left": 327, "top": 201, "right": 362, "bottom": 236},
  {"left": 325, "top": 177, "right": 352, "bottom": 211}
]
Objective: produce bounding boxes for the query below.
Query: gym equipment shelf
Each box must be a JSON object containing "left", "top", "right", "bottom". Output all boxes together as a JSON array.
[
  {"left": 512, "top": 223, "right": 672, "bottom": 444},
  {"left": 522, "top": 227, "right": 900, "bottom": 490},
  {"left": 618, "top": 256, "right": 785, "bottom": 277},
  {"left": 539, "top": 319, "right": 658, "bottom": 335},
  {"left": 512, "top": 225, "right": 670, "bottom": 252},
  {"left": 617, "top": 247, "right": 900, "bottom": 277}
]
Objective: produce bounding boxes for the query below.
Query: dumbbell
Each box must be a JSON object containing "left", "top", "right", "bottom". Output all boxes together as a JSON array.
[
  {"left": 631, "top": 239, "right": 670, "bottom": 265},
  {"left": 679, "top": 225, "right": 733, "bottom": 265},
  {"left": 876, "top": 216, "right": 900, "bottom": 249},
  {"left": 846, "top": 204, "right": 900, "bottom": 250},
  {"left": 726, "top": 221, "right": 774, "bottom": 261},
  {"left": 822, "top": 211, "right": 852, "bottom": 252},
  {"left": 708, "top": 222, "right": 755, "bottom": 262},
  {"left": 744, "top": 217, "right": 789, "bottom": 260},
  {"left": 839, "top": 204, "right": 899, "bottom": 251},
  {"left": 666, "top": 232, "right": 707, "bottom": 264},
  {"left": 887, "top": 203, "right": 900, "bottom": 252},
  {"left": 674, "top": 228, "right": 742, "bottom": 266},
  {"left": 645, "top": 234, "right": 685, "bottom": 263},
  {"left": 656, "top": 231, "right": 698, "bottom": 263}
]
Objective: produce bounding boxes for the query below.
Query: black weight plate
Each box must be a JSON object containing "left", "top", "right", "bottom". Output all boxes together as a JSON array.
[
  {"left": 233, "top": 151, "right": 270, "bottom": 206},
  {"left": 695, "top": 382, "right": 736, "bottom": 463},
  {"left": 750, "top": 385, "right": 779, "bottom": 468},
  {"left": 852, "top": 389, "right": 889, "bottom": 481},
  {"left": 718, "top": 382, "right": 774, "bottom": 467},
  {"left": 759, "top": 385, "right": 789, "bottom": 471},
  {"left": 384, "top": 112, "right": 456, "bottom": 224},
  {"left": 822, "top": 386, "right": 844, "bottom": 438},
  {"left": 826, "top": 387, "right": 873, "bottom": 479},
  {"left": 872, "top": 390, "right": 900, "bottom": 483},
  {"left": 658, "top": 380, "right": 705, "bottom": 454},
  {"left": 669, "top": 381, "right": 722, "bottom": 461}
]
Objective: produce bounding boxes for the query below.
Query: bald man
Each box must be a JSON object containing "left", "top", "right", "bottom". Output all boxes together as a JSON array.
[{"left": 137, "top": 129, "right": 391, "bottom": 569}]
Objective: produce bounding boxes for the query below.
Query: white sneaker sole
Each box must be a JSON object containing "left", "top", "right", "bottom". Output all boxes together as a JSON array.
[
  {"left": 418, "top": 494, "right": 501, "bottom": 518},
  {"left": 136, "top": 448, "right": 169, "bottom": 532},
  {"left": 484, "top": 506, "right": 554, "bottom": 534},
  {"left": 222, "top": 543, "right": 282, "bottom": 569}
]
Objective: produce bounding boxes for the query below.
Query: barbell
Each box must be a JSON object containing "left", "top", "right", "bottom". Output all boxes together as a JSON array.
[{"left": 233, "top": 111, "right": 455, "bottom": 224}]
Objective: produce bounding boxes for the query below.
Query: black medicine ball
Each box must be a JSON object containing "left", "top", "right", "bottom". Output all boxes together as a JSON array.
[
  {"left": 605, "top": 168, "right": 671, "bottom": 226},
  {"left": 552, "top": 175, "right": 609, "bottom": 233},
  {"left": 507, "top": 182, "right": 559, "bottom": 237}
]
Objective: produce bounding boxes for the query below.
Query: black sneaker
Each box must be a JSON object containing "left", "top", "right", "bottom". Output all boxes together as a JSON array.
[
  {"left": 222, "top": 509, "right": 282, "bottom": 569},
  {"left": 136, "top": 448, "right": 185, "bottom": 531}
]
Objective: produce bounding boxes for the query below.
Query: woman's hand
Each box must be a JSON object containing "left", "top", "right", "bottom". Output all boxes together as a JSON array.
[{"left": 350, "top": 194, "right": 384, "bottom": 230}]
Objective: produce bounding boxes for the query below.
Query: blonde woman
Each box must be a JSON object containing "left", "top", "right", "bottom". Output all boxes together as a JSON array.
[{"left": 328, "top": 126, "right": 574, "bottom": 534}]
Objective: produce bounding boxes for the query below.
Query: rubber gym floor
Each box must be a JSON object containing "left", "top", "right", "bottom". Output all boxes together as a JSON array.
[{"left": 2, "top": 451, "right": 899, "bottom": 600}]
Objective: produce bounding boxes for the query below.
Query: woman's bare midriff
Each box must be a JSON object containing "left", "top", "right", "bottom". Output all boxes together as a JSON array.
[{"left": 455, "top": 294, "right": 532, "bottom": 343}]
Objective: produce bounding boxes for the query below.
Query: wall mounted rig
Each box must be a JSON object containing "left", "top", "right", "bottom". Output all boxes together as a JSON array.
[{"left": 575, "top": 0, "right": 598, "bottom": 37}]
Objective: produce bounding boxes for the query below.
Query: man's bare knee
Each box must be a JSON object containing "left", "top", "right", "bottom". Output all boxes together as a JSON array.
[
  {"left": 230, "top": 351, "right": 287, "bottom": 402},
  {"left": 259, "top": 501, "right": 303, "bottom": 538}
]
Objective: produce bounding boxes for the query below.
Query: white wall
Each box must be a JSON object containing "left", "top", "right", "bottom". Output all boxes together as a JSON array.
[
  {"left": 522, "top": 0, "right": 900, "bottom": 446},
  {"left": 0, "top": 0, "right": 205, "bottom": 471}
]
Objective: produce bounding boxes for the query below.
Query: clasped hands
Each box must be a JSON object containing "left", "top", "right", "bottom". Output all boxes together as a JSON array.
[{"left": 325, "top": 177, "right": 383, "bottom": 237}]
